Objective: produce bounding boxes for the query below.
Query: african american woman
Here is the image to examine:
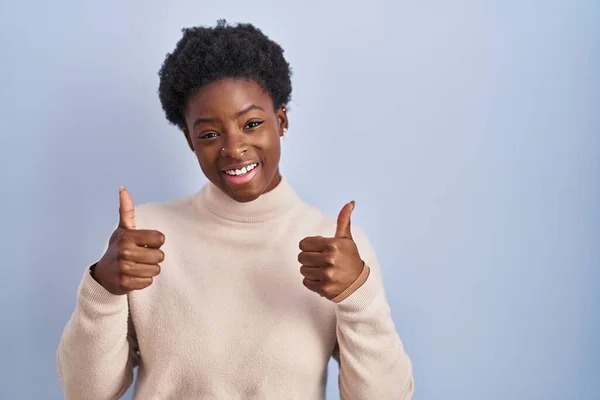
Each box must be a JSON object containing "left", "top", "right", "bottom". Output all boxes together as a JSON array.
[{"left": 57, "top": 20, "right": 414, "bottom": 400}]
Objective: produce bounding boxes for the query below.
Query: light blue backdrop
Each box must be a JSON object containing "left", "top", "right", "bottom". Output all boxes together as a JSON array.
[{"left": 1, "top": 1, "right": 598, "bottom": 399}]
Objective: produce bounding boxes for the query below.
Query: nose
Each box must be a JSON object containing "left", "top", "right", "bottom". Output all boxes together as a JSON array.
[{"left": 220, "top": 132, "right": 248, "bottom": 159}]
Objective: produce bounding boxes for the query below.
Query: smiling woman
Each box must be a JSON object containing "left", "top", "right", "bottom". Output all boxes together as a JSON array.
[
  {"left": 56, "top": 19, "right": 414, "bottom": 400},
  {"left": 158, "top": 21, "right": 291, "bottom": 203},
  {"left": 184, "top": 80, "right": 286, "bottom": 202}
]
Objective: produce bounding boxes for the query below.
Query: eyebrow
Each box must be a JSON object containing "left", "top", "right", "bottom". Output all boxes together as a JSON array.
[{"left": 192, "top": 104, "right": 265, "bottom": 127}]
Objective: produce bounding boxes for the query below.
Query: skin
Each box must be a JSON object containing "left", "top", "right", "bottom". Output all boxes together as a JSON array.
[
  {"left": 92, "top": 188, "right": 165, "bottom": 295},
  {"left": 183, "top": 79, "right": 288, "bottom": 203},
  {"left": 93, "top": 78, "right": 364, "bottom": 299},
  {"left": 298, "top": 201, "right": 366, "bottom": 300}
]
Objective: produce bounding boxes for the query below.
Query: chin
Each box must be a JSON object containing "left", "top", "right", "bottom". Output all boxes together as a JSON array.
[
  {"left": 227, "top": 188, "right": 262, "bottom": 203},
  {"left": 219, "top": 178, "right": 266, "bottom": 203}
]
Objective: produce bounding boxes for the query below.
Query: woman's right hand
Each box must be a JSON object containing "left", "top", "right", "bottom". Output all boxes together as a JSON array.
[{"left": 92, "top": 187, "right": 166, "bottom": 296}]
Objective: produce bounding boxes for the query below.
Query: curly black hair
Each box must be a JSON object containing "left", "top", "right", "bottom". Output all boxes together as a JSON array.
[{"left": 158, "top": 19, "right": 292, "bottom": 130}]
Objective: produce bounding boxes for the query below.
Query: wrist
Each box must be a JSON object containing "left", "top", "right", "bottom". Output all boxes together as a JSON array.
[
  {"left": 332, "top": 262, "right": 370, "bottom": 303},
  {"left": 89, "top": 262, "right": 103, "bottom": 285}
]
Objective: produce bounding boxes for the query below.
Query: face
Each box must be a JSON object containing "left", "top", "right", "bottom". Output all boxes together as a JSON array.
[{"left": 183, "top": 79, "right": 288, "bottom": 203}]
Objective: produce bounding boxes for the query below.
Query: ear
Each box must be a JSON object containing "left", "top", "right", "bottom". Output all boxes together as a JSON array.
[
  {"left": 277, "top": 105, "right": 289, "bottom": 137},
  {"left": 182, "top": 125, "right": 194, "bottom": 151}
]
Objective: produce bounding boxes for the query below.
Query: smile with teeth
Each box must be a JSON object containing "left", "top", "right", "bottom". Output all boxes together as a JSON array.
[{"left": 224, "top": 163, "right": 258, "bottom": 176}]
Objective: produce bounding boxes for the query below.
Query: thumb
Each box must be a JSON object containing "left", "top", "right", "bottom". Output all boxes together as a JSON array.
[
  {"left": 335, "top": 201, "right": 355, "bottom": 239},
  {"left": 118, "top": 186, "right": 136, "bottom": 230}
]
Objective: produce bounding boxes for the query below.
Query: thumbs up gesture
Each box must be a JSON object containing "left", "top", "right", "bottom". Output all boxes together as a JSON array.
[
  {"left": 91, "top": 187, "right": 166, "bottom": 295},
  {"left": 298, "top": 201, "right": 365, "bottom": 301}
]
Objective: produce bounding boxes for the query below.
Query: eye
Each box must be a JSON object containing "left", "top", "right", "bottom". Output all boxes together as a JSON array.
[
  {"left": 244, "top": 120, "right": 264, "bottom": 130},
  {"left": 198, "top": 132, "right": 218, "bottom": 139}
]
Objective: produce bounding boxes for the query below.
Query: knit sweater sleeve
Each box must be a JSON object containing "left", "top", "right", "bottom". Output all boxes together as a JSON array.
[
  {"left": 56, "top": 267, "right": 138, "bottom": 400},
  {"left": 333, "top": 227, "right": 414, "bottom": 400}
]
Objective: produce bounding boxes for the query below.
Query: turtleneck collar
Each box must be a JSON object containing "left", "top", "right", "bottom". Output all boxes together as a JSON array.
[{"left": 196, "top": 176, "right": 301, "bottom": 223}]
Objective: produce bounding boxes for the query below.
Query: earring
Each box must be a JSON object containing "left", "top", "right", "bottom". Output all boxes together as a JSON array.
[{"left": 282, "top": 128, "right": 287, "bottom": 136}]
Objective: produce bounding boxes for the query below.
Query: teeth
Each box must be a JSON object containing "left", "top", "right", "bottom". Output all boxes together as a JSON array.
[{"left": 225, "top": 163, "right": 257, "bottom": 176}]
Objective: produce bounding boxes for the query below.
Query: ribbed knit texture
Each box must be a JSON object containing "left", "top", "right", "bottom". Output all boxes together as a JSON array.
[{"left": 57, "top": 177, "right": 414, "bottom": 399}]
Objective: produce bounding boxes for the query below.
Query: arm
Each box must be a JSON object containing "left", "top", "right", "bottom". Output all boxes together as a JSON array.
[
  {"left": 56, "top": 267, "right": 138, "bottom": 400},
  {"left": 57, "top": 189, "right": 160, "bottom": 399},
  {"left": 332, "top": 229, "right": 414, "bottom": 400}
]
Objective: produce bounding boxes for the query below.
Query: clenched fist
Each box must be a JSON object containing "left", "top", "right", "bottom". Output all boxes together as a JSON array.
[
  {"left": 91, "top": 187, "right": 165, "bottom": 295},
  {"left": 298, "top": 201, "right": 365, "bottom": 301}
]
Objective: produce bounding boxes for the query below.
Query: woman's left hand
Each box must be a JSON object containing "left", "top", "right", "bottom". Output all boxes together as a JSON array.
[{"left": 298, "top": 201, "right": 365, "bottom": 300}]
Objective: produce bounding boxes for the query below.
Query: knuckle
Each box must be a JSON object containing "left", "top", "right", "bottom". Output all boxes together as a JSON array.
[
  {"left": 322, "top": 267, "right": 335, "bottom": 281},
  {"left": 117, "top": 246, "right": 131, "bottom": 260},
  {"left": 325, "top": 242, "right": 338, "bottom": 252},
  {"left": 118, "top": 275, "right": 130, "bottom": 291},
  {"left": 323, "top": 256, "right": 336, "bottom": 267},
  {"left": 118, "top": 260, "right": 130, "bottom": 274}
]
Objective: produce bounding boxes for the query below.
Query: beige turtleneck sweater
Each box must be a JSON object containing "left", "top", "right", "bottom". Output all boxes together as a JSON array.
[{"left": 56, "top": 178, "right": 414, "bottom": 399}]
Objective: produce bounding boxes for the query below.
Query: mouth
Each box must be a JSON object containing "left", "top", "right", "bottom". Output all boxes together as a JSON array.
[
  {"left": 221, "top": 162, "right": 260, "bottom": 185},
  {"left": 222, "top": 162, "right": 259, "bottom": 176}
]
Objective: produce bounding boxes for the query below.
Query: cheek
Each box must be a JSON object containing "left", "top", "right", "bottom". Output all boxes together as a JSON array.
[
  {"left": 259, "top": 128, "right": 282, "bottom": 153},
  {"left": 261, "top": 136, "right": 281, "bottom": 166},
  {"left": 193, "top": 147, "right": 217, "bottom": 172}
]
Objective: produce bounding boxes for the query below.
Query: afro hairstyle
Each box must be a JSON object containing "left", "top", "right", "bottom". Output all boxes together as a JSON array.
[{"left": 158, "top": 19, "right": 292, "bottom": 130}]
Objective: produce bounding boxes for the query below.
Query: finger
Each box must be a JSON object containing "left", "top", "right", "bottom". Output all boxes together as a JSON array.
[
  {"left": 121, "top": 262, "right": 161, "bottom": 278},
  {"left": 122, "top": 276, "right": 153, "bottom": 291},
  {"left": 119, "top": 246, "right": 165, "bottom": 264},
  {"left": 300, "top": 265, "right": 322, "bottom": 281},
  {"left": 126, "top": 230, "right": 166, "bottom": 249},
  {"left": 119, "top": 186, "right": 136, "bottom": 230},
  {"left": 299, "top": 236, "right": 329, "bottom": 252},
  {"left": 335, "top": 201, "right": 355, "bottom": 239},
  {"left": 302, "top": 277, "right": 322, "bottom": 294},
  {"left": 298, "top": 251, "right": 326, "bottom": 267}
]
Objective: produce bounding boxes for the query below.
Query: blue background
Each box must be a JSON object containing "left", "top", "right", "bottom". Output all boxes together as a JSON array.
[{"left": 1, "top": 1, "right": 598, "bottom": 399}]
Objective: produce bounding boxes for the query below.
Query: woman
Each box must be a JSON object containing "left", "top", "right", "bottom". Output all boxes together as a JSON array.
[{"left": 57, "top": 20, "right": 414, "bottom": 399}]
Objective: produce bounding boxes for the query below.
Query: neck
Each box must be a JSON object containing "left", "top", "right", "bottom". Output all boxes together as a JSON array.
[
  {"left": 263, "top": 169, "right": 282, "bottom": 195},
  {"left": 197, "top": 175, "right": 300, "bottom": 223}
]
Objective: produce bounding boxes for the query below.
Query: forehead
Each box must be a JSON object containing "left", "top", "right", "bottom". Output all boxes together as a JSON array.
[{"left": 186, "top": 79, "right": 273, "bottom": 118}]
